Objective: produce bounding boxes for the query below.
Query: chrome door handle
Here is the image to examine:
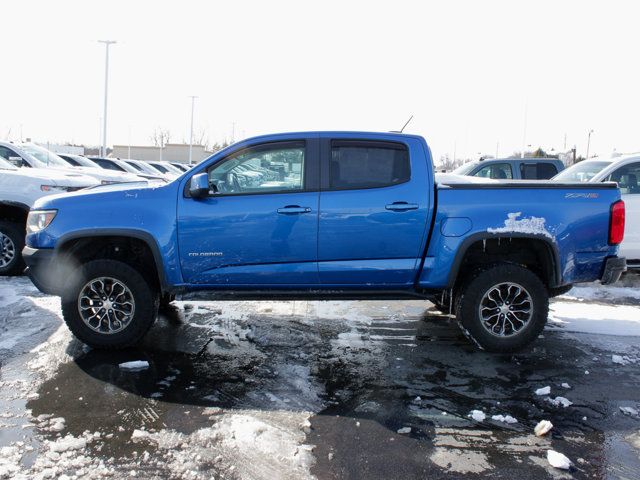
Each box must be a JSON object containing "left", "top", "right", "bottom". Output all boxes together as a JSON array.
[
  {"left": 385, "top": 202, "right": 419, "bottom": 212},
  {"left": 277, "top": 206, "right": 312, "bottom": 214}
]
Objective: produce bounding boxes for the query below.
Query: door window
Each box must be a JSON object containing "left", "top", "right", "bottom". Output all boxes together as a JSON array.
[
  {"left": 607, "top": 163, "right": 640, "bottom": 195},
  {"left": 330, "top": 141, "right": 410, "bottom": 189},
  {"left": 537, "top": 163, "right": 558, "bottom": 179},
  {"left": 474, "top": 163, "right": 513, "bottom": 179},
  {"left": 0, "top": 146, "right": 24, "bottom": 167},
  {"left": 207, "top": 142, "right": 305, "bottom": 195}
]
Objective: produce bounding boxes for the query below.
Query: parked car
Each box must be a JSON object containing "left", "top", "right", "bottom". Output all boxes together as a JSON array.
[
  {"left": 119, "top": 158, "right": 174, "bottom": 181},
  {"left": 23, "top": 132, "right": 626, "bottom": 353},
  {"left": 453, "top": 158, "right": 565, "bottom": 180},
  {"left": 146, "top": 161, "right": 183, "bottom": 177},
  {"left": 0, "top": 141, "right": 136, "bottom": 185},
  {"left": 553, "top": 154, "right": 639, "bottom": 267},
  {"left": 57, "top": 153, "right": 144, "bottom": 184},
  {"left": 89, "top": 157, "right": 166, "bottom": 181},
  {"left": 170, "top": 162, "right": 190, "bottom": 172},
  {"left": 0, "top": 155, "right": 98, "bottom": 275}
]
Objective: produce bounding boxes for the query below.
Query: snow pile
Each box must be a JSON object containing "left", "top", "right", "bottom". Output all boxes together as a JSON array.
[
  {"left": 612, "top": 354, "right": 635, "bottom": 365},
  {"left": 491, "top": 414, "right": 517, "bottom": 424},
  {"left": 468, "top": 410, "right": 486, "bottom": 422},
  {"left": 488, "top": 212, "right": 552, "bottom": 239},
  {"left": 119, "top": 360, "right": 150, "bottom": 371},
  {"left": 547, "top": 450, "right": 572, "bottom": 470},
  {"left": 397, "top": 427, "right": 411, "bottom": 434},
  {"left": 561, "top": 383, "right": 571, "bottom": 389},
  {"left": 534, "top": 420, "right": 553, "bottom": 437},
  {"left": 535, "top": 386, "right": 551, "bottom": 396},
  {"left": 0, "top": 446, "right": 22, "bottom": 478},
  {"left": 548, "top": 302, "right": 640, "bottom": 336},
  {"left": 48, "top": 434, "right": 88, "bottom": 453},
  {"left": 130, "top": 410, "right": 316, "bottom": 479},
  {"left": 546, "top": 396, "right": 573, "bottom": 408},
  {"left": 619, "top": 406, "right": 639, "bottom": 417}
]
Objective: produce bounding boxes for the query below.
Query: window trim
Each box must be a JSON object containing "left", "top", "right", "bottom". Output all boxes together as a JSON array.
[
  {"left": 321, "top": 139, "right": 412, "bottom": 192},
  {"left": 185, "top": 139, "right": 319, "bottom": 198}
]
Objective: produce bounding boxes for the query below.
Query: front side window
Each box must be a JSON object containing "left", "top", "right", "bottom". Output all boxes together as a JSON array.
[
  {"left": 330, "top": 142, "right": 410, "bottom": 189},
  {"left": 607, "top": 162, "right": 640, "bottom": 195},
  {"left": 474, "top": 163, "right": 513, "bottom": 179},
  {"left": 208, "top": 142, "right": 305, "bottom": 195}
]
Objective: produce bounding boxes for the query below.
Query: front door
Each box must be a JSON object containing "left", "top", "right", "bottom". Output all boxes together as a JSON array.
[{"left": 177, "top": 138, "right": 320, "bottom": 286}]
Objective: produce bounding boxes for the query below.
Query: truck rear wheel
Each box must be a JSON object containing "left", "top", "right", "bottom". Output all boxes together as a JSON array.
[
  {"left": 61, "top": 260, "right": 159, "bottom": 349},
  {"left": 455, "top": 263, "right": 548, "bottom": 352},
  {"left": 0, "top": 221, "right": 25, "bottom": 276}
]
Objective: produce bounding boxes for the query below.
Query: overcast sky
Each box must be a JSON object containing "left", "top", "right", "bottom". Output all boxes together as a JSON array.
[{"left": 2, "top": 0, "right": 639, "bottom": 162}]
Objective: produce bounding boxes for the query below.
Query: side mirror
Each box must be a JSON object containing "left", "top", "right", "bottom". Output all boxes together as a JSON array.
[{"left": 189, "top": 173, "right": 210, "bottom": 199}]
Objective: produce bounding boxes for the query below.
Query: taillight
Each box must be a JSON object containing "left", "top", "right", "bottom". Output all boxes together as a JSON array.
[{"left": 609, "top": 200, "right": 625, "bottom": 245}]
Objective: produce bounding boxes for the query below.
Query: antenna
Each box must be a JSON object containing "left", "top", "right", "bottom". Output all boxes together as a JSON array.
[
  {"left": 391, "top": 115, "right": 414, "bottom": 133},
  {"left": 399, "top": 115, "right": 414, "bottom": 133}
]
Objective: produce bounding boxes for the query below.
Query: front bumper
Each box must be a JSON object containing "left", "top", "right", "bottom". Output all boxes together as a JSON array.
[
  {"left": 600, "top": 256, "right": 626, "bottom": 285},
  {"left": 22, "top": 246, "right": 60, "bottom": 295}
]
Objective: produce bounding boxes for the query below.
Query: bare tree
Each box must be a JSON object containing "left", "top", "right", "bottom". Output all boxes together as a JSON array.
[{"left": 151, "top": 127, "right": 171, "bottom": 148}]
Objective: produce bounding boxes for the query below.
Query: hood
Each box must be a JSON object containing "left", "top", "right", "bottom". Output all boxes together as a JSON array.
[
  {"left": 32, "top": 178, "right": 171, "bottom": 211},
  {"left": 19, "top": 167, "right": 100, "bottom": 187}
]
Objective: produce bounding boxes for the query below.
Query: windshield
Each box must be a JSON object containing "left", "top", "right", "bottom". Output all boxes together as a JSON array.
[
  {"left": 552, "top": 161, "right": 611, "bottom": 182},
  {"left": 19, "top": 144, "right": 71, "bottom": 168},
  {"left": 0, "top": 156, "right": 17, "bottom": 170},
  {"left": 72, "top": 156, "right": 101, "bottom": 168},
  {"left": 126, "top": 160, "right": 163, "bottom": 176},
  {"left": 452, "top": 162, "right": 479, "bottom": 175}
]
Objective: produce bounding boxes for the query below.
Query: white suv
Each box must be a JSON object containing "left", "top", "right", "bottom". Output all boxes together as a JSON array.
[
  {"left": 0, "top": 141, "right": 144, "bottom": 185},
  {"left": 554, "top": 154, "right": 640, "bottom": 267},
  {"left": 0, "top": 156, "right": 99, "bottom": 275}
]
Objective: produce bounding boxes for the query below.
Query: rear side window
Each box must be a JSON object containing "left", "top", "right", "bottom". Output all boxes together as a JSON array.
[
  {"left": 521, "top": 162, "right": 558, "bottom": 180},
  {"left": 330, "top": 141, "right": 410, "bottom": 189},
  {"left": 607, "top": 162, "right": 640, "bottom": 195},
  {"left": 474, "top": 163, "right": 513, "bottom": 179}
]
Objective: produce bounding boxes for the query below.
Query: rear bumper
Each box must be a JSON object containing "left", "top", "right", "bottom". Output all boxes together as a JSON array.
[
  {"left": 22, "top": 247, "right": 60, "bottom": 295},
  {"left": 600, "top": 256, "right": 626, "bottom": 285}
]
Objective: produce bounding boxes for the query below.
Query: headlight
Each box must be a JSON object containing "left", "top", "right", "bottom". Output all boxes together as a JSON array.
[
  {"left": 26, "top": 210, "right": 57, "bottom": 234},
  {"left": 41, "top": 185, "right": 71, "bottom": 192}
]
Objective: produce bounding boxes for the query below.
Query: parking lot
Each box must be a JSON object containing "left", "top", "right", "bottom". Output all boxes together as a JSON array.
[{"left": 1, "top": 273, "right": 639, "bottom": 479}]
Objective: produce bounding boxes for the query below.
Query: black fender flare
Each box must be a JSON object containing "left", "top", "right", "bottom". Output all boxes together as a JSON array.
[
  {"left": 55, "top": 228, "right": 171, "bottom": 291},
  {"left": 446, "top": 232, "right": 562, "bottom": 288}
]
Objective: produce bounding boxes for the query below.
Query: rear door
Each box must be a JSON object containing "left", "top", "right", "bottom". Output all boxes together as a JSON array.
[
  {"left": 606, "top": 162, "right": 640, "bottom": 261},
  {"left": 317, "top": 136, "right": 431, "bottom": 286}
]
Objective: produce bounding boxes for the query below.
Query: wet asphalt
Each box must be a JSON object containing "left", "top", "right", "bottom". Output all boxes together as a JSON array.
[{"left": 1, "top": 276, "right": 640, "bottom": 479}]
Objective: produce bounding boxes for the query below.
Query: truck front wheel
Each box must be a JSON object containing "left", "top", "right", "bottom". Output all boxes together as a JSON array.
[
  {"left": 455, "top": 263, "right": 548, "bottom": 352},
  {"left": 61, "top": 260, "right": 159, "bottom": 349}
]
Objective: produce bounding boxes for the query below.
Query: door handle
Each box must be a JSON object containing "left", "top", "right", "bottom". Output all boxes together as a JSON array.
[
  {"left": 385, "top": 202, "right": 419, "bottom": 212},
  {"left": 277, "top": 205, "right": 312, "bottom": 214}
]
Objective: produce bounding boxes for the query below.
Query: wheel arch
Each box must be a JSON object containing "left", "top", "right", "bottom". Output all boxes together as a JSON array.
[
  {"left": 55, "top": 229, "right": 170, "bottom": 293},
  {"left": 446, "top": 232, "right": 562, "bottom": 289},
  {"left": 0, "top": 201, "right": 30, "bottom": 226}
]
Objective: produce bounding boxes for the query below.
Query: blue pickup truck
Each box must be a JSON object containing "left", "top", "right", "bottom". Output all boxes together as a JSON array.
[{"left": 22, "top": 132, "right": 626, "bottom": 352}]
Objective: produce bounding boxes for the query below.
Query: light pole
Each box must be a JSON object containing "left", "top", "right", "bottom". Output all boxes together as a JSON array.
[
  {"left": 586, "top": 129, "right": 594, "bottom": 160},
  {"left": 188, "top": 96, "right": 198, "bottom": 165},
  {"left": 98, "top": 40, "right": 116, "bottom": 157}
]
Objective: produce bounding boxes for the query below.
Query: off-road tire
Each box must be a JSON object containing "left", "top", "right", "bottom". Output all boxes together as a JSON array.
[
  {"left": 455, "top": 263, "right": 548, "bottom": 352},
  {"left": 0, "top": 221, "right": 25, "bottom": 276},
  {"left": 61, "top": 259, "right": 158, "bottom": 349}
]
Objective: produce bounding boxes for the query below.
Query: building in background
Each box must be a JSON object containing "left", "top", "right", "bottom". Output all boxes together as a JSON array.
[
  {"left": 111, "top": 143, "right": 211, "bottom": 164},
  {"left": 35, "top": 143, "right": 85, "bottom": 155}
]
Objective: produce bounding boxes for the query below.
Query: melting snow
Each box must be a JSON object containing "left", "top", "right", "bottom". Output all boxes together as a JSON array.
[
  {"left": 535, "top": 386, "right": 551, "bottom": 396},
  {"left": 547, "top": 450, "right": 572, "bottom": 470},
  {"left": 546, "top": 396, "right": 573, "bottom": 408},
  {"left": 468, "top": 410, "right": 486, "bottom": 422},
  {"left": 397, "top": 427, "right": 412, "bottom": 434},
  {"left": 491, "top": 415, "right": 517, "bottom": 424},
  {"left": 487, "top": 212, "right": 552, "bottom": 238},
  {"left": 119, "top": 360, "right": 150, "bottom": 371}
]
